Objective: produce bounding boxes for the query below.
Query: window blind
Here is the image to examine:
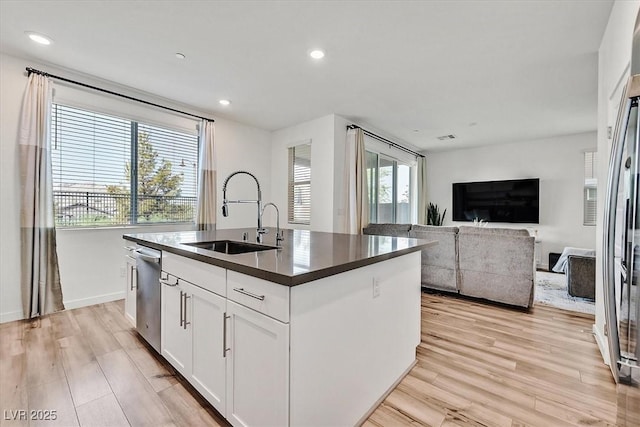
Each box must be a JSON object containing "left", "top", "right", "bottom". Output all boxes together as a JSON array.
[
  {"left": 136, "top": 123, "right": 198, "bottom": 223},
  {"left": 51, "top": 103, "right": 198, "bottom": 227},
  {"left": 51, "top": 104, "right": 131, "bottom": 226},
  {"left": 288, "top": 144, "right": 311, "bottom": 224},
  {"left": 584, "top": 151, "right": 597, "bottom": 226}
]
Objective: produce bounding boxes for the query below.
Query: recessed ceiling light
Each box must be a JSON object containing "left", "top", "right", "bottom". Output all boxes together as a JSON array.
[
  {"left": 25, "top": 31, "right": 52, "bottom": 45},
  {"left": 309, "top": 49, "right": 325, "bottom": 59},
  {"left": 175, "top": 53, "right": 186, "bottom": 59},
  {"left": 219, "top": 99, "right": 231, "bottom": 106}
]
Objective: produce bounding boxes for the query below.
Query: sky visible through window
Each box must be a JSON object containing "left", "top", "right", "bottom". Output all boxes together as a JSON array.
[{"left": 51, "top": 104, "right": 197, "bottom": 196}]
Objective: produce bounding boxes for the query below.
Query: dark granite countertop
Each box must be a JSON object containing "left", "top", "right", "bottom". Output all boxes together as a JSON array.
[{"left": 124, "top": 228, "right": 435, "bottom": 286}]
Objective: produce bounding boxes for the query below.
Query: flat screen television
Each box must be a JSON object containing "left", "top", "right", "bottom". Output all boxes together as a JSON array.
[{"left": 452, "top": 178, "right": 539, "bottom": 224}]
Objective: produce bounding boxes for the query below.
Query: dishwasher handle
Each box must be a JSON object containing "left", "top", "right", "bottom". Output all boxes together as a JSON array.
[{"left": 135, "top": 249, "right": 160, "bottom": 263}]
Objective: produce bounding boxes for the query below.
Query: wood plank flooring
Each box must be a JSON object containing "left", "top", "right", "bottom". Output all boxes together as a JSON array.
[
  {"left": 0, "top": 294, "right": 637, "bottom": 426},
  {"left": 0, "top": 301, "right": 227, "bottom": 427}
]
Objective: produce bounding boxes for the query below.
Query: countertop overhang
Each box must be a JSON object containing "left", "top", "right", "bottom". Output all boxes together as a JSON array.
[{"left": 124, "top": 228, "right": 436, "bottom": 286}]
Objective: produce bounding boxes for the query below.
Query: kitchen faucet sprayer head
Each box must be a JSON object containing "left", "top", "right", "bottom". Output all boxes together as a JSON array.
[{"left": 222, "top": 187, "right": 228, "bottom": 217}]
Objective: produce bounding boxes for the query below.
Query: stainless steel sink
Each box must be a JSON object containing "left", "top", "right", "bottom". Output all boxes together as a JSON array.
[{"left": 183, "top": 240, "right": 277, "bottom": 255}]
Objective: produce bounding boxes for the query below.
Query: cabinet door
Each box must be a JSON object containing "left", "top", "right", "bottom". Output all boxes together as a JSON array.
[
  {"left": 161, "top": 278, "right": 191, "bottom": 377},
  {"left": 124, "top": 256, "right": 136, "bottom": 327},
  {"left": 186, "top": 282, "right": 227, "bottom": 416},
  {"left": 226, "top": 300, "right": 289, "bottom": 427}
]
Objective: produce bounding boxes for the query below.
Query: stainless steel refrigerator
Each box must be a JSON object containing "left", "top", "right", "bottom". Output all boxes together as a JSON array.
[{"left": 603, "top": 11, "right": 640, "bottom": 388}]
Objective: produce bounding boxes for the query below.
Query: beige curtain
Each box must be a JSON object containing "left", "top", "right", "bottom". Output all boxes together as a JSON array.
[
  {"left": 196, "top": 119, "right": 216, "bottom": 230},
  {"left": 417, "top": 156, "right": 428, "bottom": 224},
  {"left": 19, "top": 73, "right": 64, "bottom": 318},
  {"left": 344, "top": 128, "right": 369, "bottom": 234}
]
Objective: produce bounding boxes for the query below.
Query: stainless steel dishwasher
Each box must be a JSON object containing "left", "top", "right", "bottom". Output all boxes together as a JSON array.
[{"left": 135, "top": 246, "right": 161, "bottom": 352}]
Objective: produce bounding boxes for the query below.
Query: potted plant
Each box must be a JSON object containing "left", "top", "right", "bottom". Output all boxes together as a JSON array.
[{"left": 426, "top": 203, "right": 446, "bottom": 226}]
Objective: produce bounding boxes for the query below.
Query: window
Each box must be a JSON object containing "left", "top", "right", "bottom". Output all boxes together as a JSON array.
[
  {"left": 288, "top": 143, "right": 311, "bottom": 224},
  {"left": 366, "top": 150, "right": 414, "bottom": 224},
  {"left": 584, "top": 151, "right": 597, "bottom": 226},
  {"left": 51, "top": 104, "right": 198, "bottom": 227}
]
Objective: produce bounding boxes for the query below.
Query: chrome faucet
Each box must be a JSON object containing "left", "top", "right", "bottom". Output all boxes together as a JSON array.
[
  {"left": 221, "top": 171, "right": 267, "bottom": 243},
  {"left": 262, "top": 202, "right": 284, "bottom": 247}
]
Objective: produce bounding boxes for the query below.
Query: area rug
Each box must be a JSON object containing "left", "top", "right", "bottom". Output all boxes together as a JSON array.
[{"left": 535, "top": 271, "right": 595, "bottom": 315}]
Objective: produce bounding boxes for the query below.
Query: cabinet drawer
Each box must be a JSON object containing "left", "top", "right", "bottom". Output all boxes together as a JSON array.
[
  {"left": 227, "top": 271, "right": 290, "bottom": 323},
  {"left": 162, "top": 252, "right": 226, "bottom": 297}
]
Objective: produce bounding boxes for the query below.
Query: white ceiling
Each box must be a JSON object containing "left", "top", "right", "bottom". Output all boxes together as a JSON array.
[{"left": 0, "top": 1, "right": 613, "bottom": 152}]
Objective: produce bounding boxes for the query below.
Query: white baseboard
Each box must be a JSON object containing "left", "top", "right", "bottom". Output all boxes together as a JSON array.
[
  {"left": 0, "top": 310, "right": 25, "bottom": 324},
  {"left": 0, "top": 291, "right": 125, "bottom": 324},
  {"left": 593, "top": 323, "right": 611, "bottom": 367},
  {"left": 63, "top": 291, "right": 125, "bottom": 310}
]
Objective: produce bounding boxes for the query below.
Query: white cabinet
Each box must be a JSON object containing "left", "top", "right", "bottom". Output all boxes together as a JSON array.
[
  {"left": 225, "top": 300, "right": 289, "bottom": 427},
  {"left": 161, "top": 275, "right": 191, "bottom": 376},
  {"left": 160, "top": 271, "right": 227, "bottom": 417},
  {"left": 159, "top": 256, "right": 290, "bottom": 427},
  {"left": 124, "top": 245, "right": 137, "bottom": 327},
  {"left": 154, "top": 249, "right": 419, "bottom": 427},
  {"left": 189, "top": 283, "right": 226, "bottom": 415},
  {"left": 534, "top": 239, "right": 542, "bottom": 269}
]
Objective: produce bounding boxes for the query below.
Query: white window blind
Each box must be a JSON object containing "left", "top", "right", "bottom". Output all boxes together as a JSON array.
[
  {"left": 51, "top": 104, "right": 198, "bottom": 227},
  {"left": 136, "top": 123, "right": 198, "bottom": 223},
  {"left": 584, "top": 151, "right": 597, "bottom": 226},
  {"left": 288, "top": 144, "right": 311, "bottom": 224}
]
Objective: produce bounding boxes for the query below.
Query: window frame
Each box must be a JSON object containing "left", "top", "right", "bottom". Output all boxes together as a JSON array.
[
  {"left": 51, "top": 103, "right": 199, "bottom": 228},
  {"left": 366, "top": 149, "right": 416, "bottom": 224},
  {"left": 287, "top": 142, "right": 312, "bottom": 225},
  {"left": 584, "top": 150, "right": 597, "bottom": 226}
]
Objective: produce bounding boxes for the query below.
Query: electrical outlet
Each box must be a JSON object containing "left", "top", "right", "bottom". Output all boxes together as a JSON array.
[
  {"left": 120, "top": 267, "right": 126, "bottom": 278},
  {"left": 372, "top": 277, "right": 380, "bottom": 298}
]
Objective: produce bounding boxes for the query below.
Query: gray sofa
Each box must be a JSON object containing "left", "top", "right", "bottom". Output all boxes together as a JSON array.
[
  {"left": 408, "top": 225, "right": 459, "bottom": 293},
  {"left": 362, "top": 223, "right": 411, "bottom": 237},
  {"left": 457, "top": 226, "right": 535, "bottom": 308},
  {"left": 364, "top": 223, "right": 535, "bottom": 308}
]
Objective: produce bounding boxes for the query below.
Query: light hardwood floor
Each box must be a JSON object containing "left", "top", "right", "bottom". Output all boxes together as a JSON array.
[{"left": 0, "top": 293, "right": 637, "bottom": 426}]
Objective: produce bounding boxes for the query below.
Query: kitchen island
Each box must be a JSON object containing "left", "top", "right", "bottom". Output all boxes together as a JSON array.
[{"left": 124, "top": 228, "right": 434, "bottom": 427}]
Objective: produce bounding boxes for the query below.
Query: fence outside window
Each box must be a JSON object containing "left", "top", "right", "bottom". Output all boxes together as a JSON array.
[{"left": 54, "top": 191, "right": 196, "bottom": 227}]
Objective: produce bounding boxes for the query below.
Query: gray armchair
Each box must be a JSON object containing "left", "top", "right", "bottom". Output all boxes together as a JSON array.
[{"left": 567, "top": 255, "right": 595, "bottom": 300}]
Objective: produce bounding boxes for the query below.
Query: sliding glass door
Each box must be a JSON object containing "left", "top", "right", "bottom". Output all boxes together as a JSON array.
[{"left": 366, "top": 151, "right": 414, "bottom": 224}]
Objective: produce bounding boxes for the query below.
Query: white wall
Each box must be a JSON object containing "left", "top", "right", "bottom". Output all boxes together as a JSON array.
[
  {"left": 426, "top": 132, "right": 597, "bottom": 268},
  {"left": 215, "top": 116, "right": 272, "bottom": 230},
  {"left": 0, "top": 53, "right": 271, "bottom": 322},
  {"left": 270, "top": 114, "right": 337, "bottom": 233},
  {"left": 333, "top": 115, "right": 350, "bottom": 233},
  {"left": 595, "top": 0, "right": 640, "bottom": 365}
]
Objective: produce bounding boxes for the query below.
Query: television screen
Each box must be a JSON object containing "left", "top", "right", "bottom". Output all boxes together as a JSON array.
[{"left": 452, "top": 178, "right": 539, "bottom": 224}]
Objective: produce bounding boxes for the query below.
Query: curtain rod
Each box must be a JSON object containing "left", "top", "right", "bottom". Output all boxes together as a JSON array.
[
  {"left": 26, "top": 67, "right": 214, "bottom": 122},
  {"left": 347, "top": 124, "right": 424, "bottom": 158}
]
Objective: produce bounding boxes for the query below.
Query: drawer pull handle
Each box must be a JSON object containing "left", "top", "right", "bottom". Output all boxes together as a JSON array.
[
  {"left": 159, "top": 274, "right": 178, "bottom": 287},
  {"left": 233, "top": 287, "right": 265, "bottom": 301}
]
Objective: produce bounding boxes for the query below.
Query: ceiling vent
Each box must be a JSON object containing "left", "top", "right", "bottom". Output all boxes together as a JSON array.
[{"left": 436, "top": 134, "right": 456, "bottom": 141}]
